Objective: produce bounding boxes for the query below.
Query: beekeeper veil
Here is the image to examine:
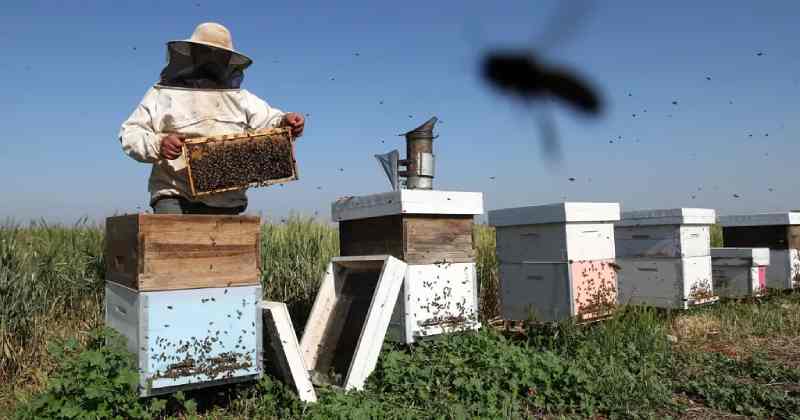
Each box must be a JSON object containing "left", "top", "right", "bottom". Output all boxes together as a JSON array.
[{"left": 159, "top": 22, "right": 253, "bottom": 89}]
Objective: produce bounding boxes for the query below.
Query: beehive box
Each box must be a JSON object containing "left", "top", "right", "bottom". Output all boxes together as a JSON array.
[
  {"left": 720, "top": 212, "right": 800, "bottom": 289},
  {"left": 105, "top": 282, "right": 262, "bottom": 396},
  {"left": 183, "top": 127, "right": 298, "bottom": 197},
  {"left": 387, "top": 262, "right": 480, "bottom": 344},
  {"left": 488, "top": 202, "right": 621, "bottom": 322},
  {"left": 105, "top": 214, "right": 261, "bottom": 291},
  {"left": 711, "top": 248, "right": 769, "bottom": 298},
  {"left": 498, "top": 260, "right": 618, "bottom": 322},
  {"left": 332, "top": 190, "right": 483, "bottom": 264},
  {"left": 614, "top": 208, "right": 717, "bottom": 310},
  {"left": 332, "top": 190, "right": 483, "bottom": 342},
  {"left": 299, "top": 255, "right": 407, "bottom": 391}
]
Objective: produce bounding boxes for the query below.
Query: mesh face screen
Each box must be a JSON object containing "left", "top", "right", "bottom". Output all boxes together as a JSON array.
[{"left": 160, "top": 42, "right": 250, "bottom": 89}]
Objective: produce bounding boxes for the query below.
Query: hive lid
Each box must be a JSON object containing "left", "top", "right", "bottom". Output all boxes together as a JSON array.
[
  {"left": 718, "top": 212, "right": 800, "bottom": 227},
  {"left": 711, "top": 247, "right": 770, "bottom": 265},
  {"left": 487, "top": 202, "right": 620, "bottom": 226},
  {"left": 331, "top": 190, "right": 483, "bottom": 222},
  {"left": 616, "top": 208, "right": 716, "bottom": 226}
]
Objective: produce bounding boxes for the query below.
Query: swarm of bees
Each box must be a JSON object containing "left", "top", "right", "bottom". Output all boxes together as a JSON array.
[{"left": 185, "top": 128, "right": 297, "bottom": 196}]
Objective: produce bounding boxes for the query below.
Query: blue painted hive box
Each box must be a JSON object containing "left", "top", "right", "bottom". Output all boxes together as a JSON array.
[{"left": 105, "top": 281, "right": 262, "bottom": 396}]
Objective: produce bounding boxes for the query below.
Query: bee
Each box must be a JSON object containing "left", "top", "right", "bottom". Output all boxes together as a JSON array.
[{"left": 479, "top": 1, "right": 602, "bottom": 161}]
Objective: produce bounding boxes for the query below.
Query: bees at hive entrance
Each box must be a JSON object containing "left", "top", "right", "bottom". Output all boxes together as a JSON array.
[{"left": 476, "top": 0, "right": 603, "bottom": 162}]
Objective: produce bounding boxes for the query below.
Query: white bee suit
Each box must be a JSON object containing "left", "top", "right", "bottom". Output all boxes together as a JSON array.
[{"left": 119, "top": 84, "right": 285, "bottom": 208}]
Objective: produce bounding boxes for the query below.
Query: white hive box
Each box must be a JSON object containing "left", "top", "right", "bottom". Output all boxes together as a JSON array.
[
  {"left": 105, "top": 282, "right": 262, "bottom": 397},
  {"left": 615, "top": 256, "right": 715, "bottom": 309},
  {"left": 711, "top": 248, "right": 769, "bottom": 298},
  {"left": 488, "top": 202, "right": 621, "bottom": 322},
  {"left": 388, "top": 263, "right": 480, "bottom": 344},
  {"left": 614, "top": 208, "right": 717, "bottom": 310},
  {"left": 299, "top": 255, "right": 406, "bottom": 391},
  {"left": 333, "top": 190, "right": 484, "bottom": 342},
  {"left": 720, "top": 212, "right": 800, "bottom": 290},
  {"left": 615, "top": 208, "right": 715, "bottom": 258},
  {"left": 260, "top": 301, "right": 317, "bottom": 403}
]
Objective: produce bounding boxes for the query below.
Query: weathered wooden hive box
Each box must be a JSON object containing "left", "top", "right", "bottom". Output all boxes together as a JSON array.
[
  {"left": 488, "top": 202, "right": 620, "bottom": 323},
  {"left": 710, "top": 248, "right": 769, "bottom": 298},
  {"left": 332, "top": 190, "right": 483, "bottom": 343},
  {"left": 104, "top": 214, "right": 263, "bottom": 396},
  {"left": 615, "top": 208, "right": 717, "bottom": 309},
  {"left": 299, "top": 256, "right": 407, "bottom": 390},
  {"left": 719, "top": 212, "right": 800, "bottom": 290}
]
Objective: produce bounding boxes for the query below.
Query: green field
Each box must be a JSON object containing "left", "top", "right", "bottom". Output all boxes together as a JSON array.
[{"left": 2, "top": 219, "right": 800, "bottom": 419}]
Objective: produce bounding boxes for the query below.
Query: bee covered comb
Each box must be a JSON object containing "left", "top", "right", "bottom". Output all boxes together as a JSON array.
[{"left": 182, "top": 127, "right": 298, "bottom": 197}]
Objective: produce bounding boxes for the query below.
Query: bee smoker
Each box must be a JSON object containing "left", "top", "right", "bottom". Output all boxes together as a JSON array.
[{"left": 375, "top": 116, "right": 438, "bottom": 190}]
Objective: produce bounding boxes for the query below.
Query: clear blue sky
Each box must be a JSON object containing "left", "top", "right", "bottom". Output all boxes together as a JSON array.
[{"left": 1, "top": 1, "right": 798, "bottom": 223}]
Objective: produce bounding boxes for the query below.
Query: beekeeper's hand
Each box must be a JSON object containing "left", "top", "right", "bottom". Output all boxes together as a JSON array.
[
  {"left": 160, "top": 134, "right": 185, "bottom": 160},
  {"left": 282, "top": 113, "right": 305, "bottom": 138}
]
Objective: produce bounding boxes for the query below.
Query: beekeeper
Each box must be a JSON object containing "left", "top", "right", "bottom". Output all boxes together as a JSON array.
[{"left": 119, "top": 22, "right": 304, "bottom": 215}]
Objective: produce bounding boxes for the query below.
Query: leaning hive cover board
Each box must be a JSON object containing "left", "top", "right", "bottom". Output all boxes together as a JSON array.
[
  {"left": 104, "top": 282, "right": 262, "bottom": 396},
  {"left": 260, "top": 301, "right": 317, "bottom": 403},
  {"left": 184, "top": 127, "right": 298, "bottom": 197},
  {"left": 299, "top": 255, "right": 407, "bottom": 391}
]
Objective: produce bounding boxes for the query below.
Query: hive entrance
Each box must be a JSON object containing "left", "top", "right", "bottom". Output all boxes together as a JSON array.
[{"left": 184, "top": 128, "right": 298, "bottom": 196}]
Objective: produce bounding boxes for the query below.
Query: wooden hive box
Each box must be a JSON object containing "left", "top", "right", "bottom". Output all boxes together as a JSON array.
[
  {"left": 332, "top": 190, "right": 484, "bottom": 264},
  {"left": 615, "top": 208, "right": 716, "bottom": 258},
  {"left": 711, "top": 248, "right": 770, "bottom": 298},
  {"left": 183, "top": 127, "right": 298, "bottom": 197},
  {"left": 488, "top": 202, "right": 621, "bottom": 322},
  {"left": 105, "top": 282, "right": 262, "bottom": 396},
  {"left": 105, "top": 214, "right": 261, "bottom": 292},
  {"left": 720, "top": 212, "right": 800, "bottom": 290},
  {"left": 614, "top": 208, "right": 717, "bottom": 310}
]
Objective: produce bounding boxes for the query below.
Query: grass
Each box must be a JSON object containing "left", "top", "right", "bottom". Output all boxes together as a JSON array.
[{"left": 2, "top": 218, "right": 800, "bottom": 419}]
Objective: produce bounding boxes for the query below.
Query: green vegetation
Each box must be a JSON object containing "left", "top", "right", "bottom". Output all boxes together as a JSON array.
[{"left": 2, "top": 218, "right": 800, "bottom": 419}]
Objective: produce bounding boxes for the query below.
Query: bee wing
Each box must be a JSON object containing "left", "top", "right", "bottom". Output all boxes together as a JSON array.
[
  {"left": 533, "top": 104, "right": 562, "bottom": 163},
  {"left": 531, "top": 0, "right": 595, "bottom": 54},
  {"left": 541, "top": 70, "right": 602, "bottom": 115}
]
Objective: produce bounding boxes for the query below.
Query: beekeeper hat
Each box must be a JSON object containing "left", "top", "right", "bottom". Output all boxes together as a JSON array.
[{"left": 167, "top": 22, "right": 253, "bottom": 67}]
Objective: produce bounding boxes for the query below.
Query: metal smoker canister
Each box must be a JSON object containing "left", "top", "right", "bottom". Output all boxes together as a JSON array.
[{"left": 400, "top": 116, "right": 438, "bottom": 190}]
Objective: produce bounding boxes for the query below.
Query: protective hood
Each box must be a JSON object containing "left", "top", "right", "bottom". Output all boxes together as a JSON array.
[{"left": 159, "top": 42, "right": 250, "bottom": 89}]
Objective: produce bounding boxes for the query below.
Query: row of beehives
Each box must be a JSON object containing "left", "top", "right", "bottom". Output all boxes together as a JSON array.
[{"left": 487, "top": 203, "right": 799, "bottom": 323}]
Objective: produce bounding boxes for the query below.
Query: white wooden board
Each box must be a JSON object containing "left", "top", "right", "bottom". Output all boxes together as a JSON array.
[
  {"left": 488, "top": 202, "right": 620, "bottom": 226},
  {"left": 299, "top": 255, "right": 407, "bottom": 391},
  {"left": 719, "top": 212, "right": 800, "bottom": 227},
  {"left": 387, "top": 263, "right": 480, "bottom": 344},
  {"left": 331, "top": 190, "right": 483, "bottom": 221},
  {"left": 617, "top": 208, "right": 716, "bottom": 227},
  {"left": 260, "top": 301, "right": 317, "bottom": 403}
]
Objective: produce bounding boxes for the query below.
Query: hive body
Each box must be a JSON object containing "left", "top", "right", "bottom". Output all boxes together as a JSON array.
[
  {"left": 720, "top": 212, "right": 800, "bottom": 289},
  {"left": 615, "top": 208, "right": 717, "bottom": 309},
  {"left": 104, "top": 214, "right": 264, "bottom": 396},
  {"left": 711, "top": 248, "right": 770, "bottom": 298},
  {"left": 332, "top": 190, "right": 484, "bottom": 343},
  {"left": 489, "top": 202, "right": 621, "bottom": 322}
]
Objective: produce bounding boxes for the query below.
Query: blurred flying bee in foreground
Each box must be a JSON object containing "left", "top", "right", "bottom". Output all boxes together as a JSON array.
[{"left": 477, "top": 1, "right": 603, "bottom": 161}]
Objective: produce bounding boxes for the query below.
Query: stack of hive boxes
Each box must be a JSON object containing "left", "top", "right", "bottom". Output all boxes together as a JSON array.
[
  {"left": 488, "top": 202, "right": 621, "bottom": 323},
  {"left": 104, "top": 214, "right": 263, "bottom": 396},
  {"left": 331, "top": 189, "right": 484, "bottom": 343},
  {"left": 719, "top": 212, "right": 800, "bottom": 290},
  {"left": 615, "top": 208, "right": 717, "bottom": 309},
  {"left": 710, "top": 248, "right": 770, "bottom": 298}
]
